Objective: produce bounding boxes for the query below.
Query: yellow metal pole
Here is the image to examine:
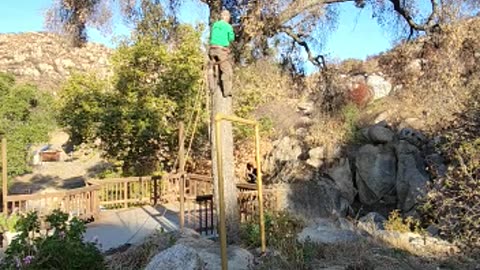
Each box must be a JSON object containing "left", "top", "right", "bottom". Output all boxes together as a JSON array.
[
  {"left": 179, "top": 122, "right": 185, "bottom": 231},
  {"left": 254, "top": 124, "right": 266, "bottom": 253},
  {"left": 214, "top": 117, "right": 228, "bottom": 270},
  {"left": 2, "top": 138, "right": 7, "bottom": 214}
]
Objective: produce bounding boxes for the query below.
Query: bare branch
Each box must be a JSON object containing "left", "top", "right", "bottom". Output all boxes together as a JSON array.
[
  {"left": 389, "top": 0, "right": 439, "bottom": 32},
  {"left": 279, "top": 0, "right": 357, "bottom": 25},
  {"left": 280, "top": 26, "right": 327, "bottom": 69}
]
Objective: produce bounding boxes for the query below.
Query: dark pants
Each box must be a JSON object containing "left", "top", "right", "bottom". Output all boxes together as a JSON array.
[{"left": 209, "top": 47, "right": 232, "bottom": 97}]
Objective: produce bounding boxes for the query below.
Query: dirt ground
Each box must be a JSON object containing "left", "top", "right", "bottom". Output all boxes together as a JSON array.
[{"left": 11, "top": 130, "right": 110, "bottom": 195}]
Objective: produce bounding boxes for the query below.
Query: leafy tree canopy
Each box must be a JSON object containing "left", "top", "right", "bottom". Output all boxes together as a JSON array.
[
  {"left": 0, "top": 73, "right": 56, "bottom": 179},
  {"left": 58, "top": 4, "right": 204, "bottom": 175},
  {"left": 46, "top": 0, "right": 480, "bottom": 70}
]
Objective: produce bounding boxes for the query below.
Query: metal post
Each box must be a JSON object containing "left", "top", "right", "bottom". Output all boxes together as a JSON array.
[
  {"left": 254, "top": 124, "right": 266, "bottom": 253},
  {"left": 179, "top": 122, "right": 186, "bottom": 231},
  {"left": 2, "top": 138, "right": 7, "bottom": 213},
  {"left": 215, "top": 117, "right": 228, "bottom": 270}
]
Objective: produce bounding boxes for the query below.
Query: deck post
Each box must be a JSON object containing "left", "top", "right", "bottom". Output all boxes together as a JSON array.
[{"left": 2, "top": 138, "right": 7, "bottom": 214}]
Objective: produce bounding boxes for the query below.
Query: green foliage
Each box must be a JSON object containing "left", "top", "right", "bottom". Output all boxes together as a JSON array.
[
  {"left": 384, "top": 210, "right": 423, "bottom": 234},
  {"left": 0, "top": 73, "right": 56, "bottom": 178},
  {"left": 0, "top": 213, "right": 20, "bottom": 232},
  {"left": 57, "top": 73, "right": 107, "bottom": 146},
  {"left": 58, "top": 19, "right": 204, "bottom": 175},
  {"left": 341, "top": 103, "right": 361, "bottom": 143},
  {"left": 241, "top": 211, "right": 315, "bottom": 268},
  {"left": 1, "top": 210, "right": 105, "bottom": 270}
]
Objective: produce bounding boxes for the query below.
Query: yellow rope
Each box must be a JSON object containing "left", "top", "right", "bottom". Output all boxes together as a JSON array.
[{"left": 173, "top": 64, "right": 208, "bottom": 171}]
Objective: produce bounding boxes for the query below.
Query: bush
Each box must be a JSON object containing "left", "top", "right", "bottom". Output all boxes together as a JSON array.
[
  {"left": 384, "top": 210, "right": 423, "bottom": 234},
  {"left": 233, "top": 59, "right": 291, "bottom": 140},
  {"left": 1, "top": 210, "right": 105, "bottom": 270},
  {"left": 420, "top": 106, "right": 480, "bottom": 252},
  {"left": 0, "top": 73, "right": 56, "bottom": 178},
  {"left": 0, "top": 213, "right": 20, "bottom": 233},
  {"left": 241, "top": 211, "right": 315, "bottom": 268}
]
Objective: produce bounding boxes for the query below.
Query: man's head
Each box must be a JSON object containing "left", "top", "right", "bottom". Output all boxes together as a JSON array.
[{"left": 221, "top": 10, "right": 231, "bottom": 23}]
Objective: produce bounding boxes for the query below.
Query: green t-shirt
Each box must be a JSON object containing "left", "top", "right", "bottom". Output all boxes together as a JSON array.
[{"left": 210, "top": 20, "right": 235, "bottom": 47}]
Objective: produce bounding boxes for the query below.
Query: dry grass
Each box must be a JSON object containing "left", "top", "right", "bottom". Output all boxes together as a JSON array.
[
  {"left": 106, "top": 230, "right": 179, "bottom": 270},
  {"left": 255, "top": 237, "right": 477, "bottom": 270}
]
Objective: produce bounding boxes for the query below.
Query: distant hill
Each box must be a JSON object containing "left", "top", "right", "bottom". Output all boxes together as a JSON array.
[{"left": 0, "top": 32, "right": 112, "bottom": 92}]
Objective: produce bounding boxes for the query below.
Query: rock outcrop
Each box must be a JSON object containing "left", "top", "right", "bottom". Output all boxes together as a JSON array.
[
  {"left": 264, "top": 122, "right": 439, "bottom": 218},
  {"left": 145, "top": 230, "right": 254, "bottom": 270},
  {"left": 0, "top": 32, "right": 111, "bottom": 91}
]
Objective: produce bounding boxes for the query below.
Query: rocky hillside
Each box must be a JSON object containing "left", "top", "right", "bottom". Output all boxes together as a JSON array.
[{"left": 0, "top": 32, "right": 111, "bottom": 91}]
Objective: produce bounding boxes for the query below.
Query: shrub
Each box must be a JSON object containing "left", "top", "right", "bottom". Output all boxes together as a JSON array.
[
  {"left": 0, "top": 73, "right": 56, "bottom": 178},
  {"left": 420, "top": 106, "right": 480, "bottom": 251},
  {"left": 0, "top": 213, "right": 20, "bottom": 233},
  {"left": 233, "top": 59, "right": 292, "bottom": 140},
  {"left": 341, "top": 103, "right": 362, "bottom": 143},
  {"left": 241, "top": 211, "right": 315, "bottom": 268},
  {"left": 384, "top": 210, "right": 423, "bottom": 234},
  {"left": 1, "top": 210, "right": 105, "bottom": 270}
]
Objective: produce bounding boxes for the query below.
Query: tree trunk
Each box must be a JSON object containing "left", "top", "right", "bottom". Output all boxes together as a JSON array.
[
  {"left": 210, "top": 85, "right": 240, "bottom": 244},
  {"left": 209, "top": 1, "right": 222, "bottom": 25},
  {"left": 207, "top": 0, "right": 239, "bottom": 244}
]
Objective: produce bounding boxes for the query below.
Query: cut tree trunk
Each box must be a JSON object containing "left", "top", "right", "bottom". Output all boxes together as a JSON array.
[{"left": 210, "top": 83, "right": 240, "bottom": 244}]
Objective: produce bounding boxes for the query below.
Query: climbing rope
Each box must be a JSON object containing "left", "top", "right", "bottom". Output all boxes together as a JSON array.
[{"left": 172, "top": 63, "right": 209, "bottom": 172}]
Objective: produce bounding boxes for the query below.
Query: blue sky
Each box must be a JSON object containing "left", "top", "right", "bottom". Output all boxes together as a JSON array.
[{"left": 0, "top": 0, "right": 392, "bottom": 61}]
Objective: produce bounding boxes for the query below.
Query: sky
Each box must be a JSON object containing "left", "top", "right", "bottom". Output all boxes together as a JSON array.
[{"left": 0, "top": 0, "right": 393, "bottom": 61}]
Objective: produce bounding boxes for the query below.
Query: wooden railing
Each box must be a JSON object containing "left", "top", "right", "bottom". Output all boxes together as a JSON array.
[
  {"left": 3, "top": 172, "right": 281, "bottom": 231},
  {"left": 86, "top": 177, "right": 154, "bottom": 209},
  {"left": 5, "top": 185, "right": 101, "bottom": 219}
]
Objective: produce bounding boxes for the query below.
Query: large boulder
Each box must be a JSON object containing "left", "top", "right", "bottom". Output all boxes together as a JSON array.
[
  {"left": 146, "top": 231, "right": 254, "bottom": 270},
  {"left": 394, "top": 141, "right": 429, "bottom": 212},
  {"left": 374, "top": 230, "right": 458, "bottom": 256},
  {"left": 361, "top": 122, "right": 394, "bottom": 144},
  {"left": 286, "top": 178, "right": 351, "bottom": 218},
  {"left": 266, "top": 160, "right": 315, "bottom": 184},
  {"left": 328, "top": 158, "right": 356, "bottom": 204},
  {"left": 263, "top": 136, "right": 302, "bottom": 174},
  {"left": 366, "top": 74, "right": 392, "bottom": 100},
  {"left": 355, "top": 144, "right": 397, "bottom": 205},
  {"left": 145, "top": 244, "right": 203, "bottom": 270},
  {"left": 398, "top": 128, "right": 426, "bottom": 147},
  {"left": 298, "top": 218, "right": 359, "bottom": 244}
]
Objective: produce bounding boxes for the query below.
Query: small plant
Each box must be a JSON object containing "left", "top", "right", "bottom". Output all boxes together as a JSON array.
[
  {"left": 341, "top": 103, "right": 362, "bottom": 143},
  {"left": 1, "top": 210, "right": 105, "bottom": 270},
  {"left": 384, "top": 210, "right": 423, "bottom": 234},
  {"left": 241, "top": 211, "right": 315, "bottom": 268},
  {"left": 0, "top": 213, "right": 20, "bottom": 232}
]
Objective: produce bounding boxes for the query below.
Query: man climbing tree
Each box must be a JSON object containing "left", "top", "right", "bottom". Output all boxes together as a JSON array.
[
  {"left": 208, "top": 7, "right": 240, "bottom": 243},
  {"left": 209, "top": 10, "right": 235, "bottom": 98}
]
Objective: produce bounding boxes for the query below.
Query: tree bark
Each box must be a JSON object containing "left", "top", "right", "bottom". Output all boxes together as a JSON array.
[
  {"left": 210, "top": 85, "right": 240, "bottom": 243},
  {"left": 205, "top": 0, "right": 240, "bottom": 245}
]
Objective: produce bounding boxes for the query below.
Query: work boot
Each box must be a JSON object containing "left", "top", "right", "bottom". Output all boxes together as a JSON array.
[{"left": 221, "top": 78, "right": 232, "bottom": 98}]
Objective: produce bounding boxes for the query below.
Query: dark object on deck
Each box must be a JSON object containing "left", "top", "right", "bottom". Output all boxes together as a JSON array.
[
  {"left": 40, "top": 150, "right": 61, "bottom": 162},
  {"left": 196, "top": 194, "right": 215, "bottom": 235},
  {"left": 246, "top": 163, "right": 257, "bottom": 184}
]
